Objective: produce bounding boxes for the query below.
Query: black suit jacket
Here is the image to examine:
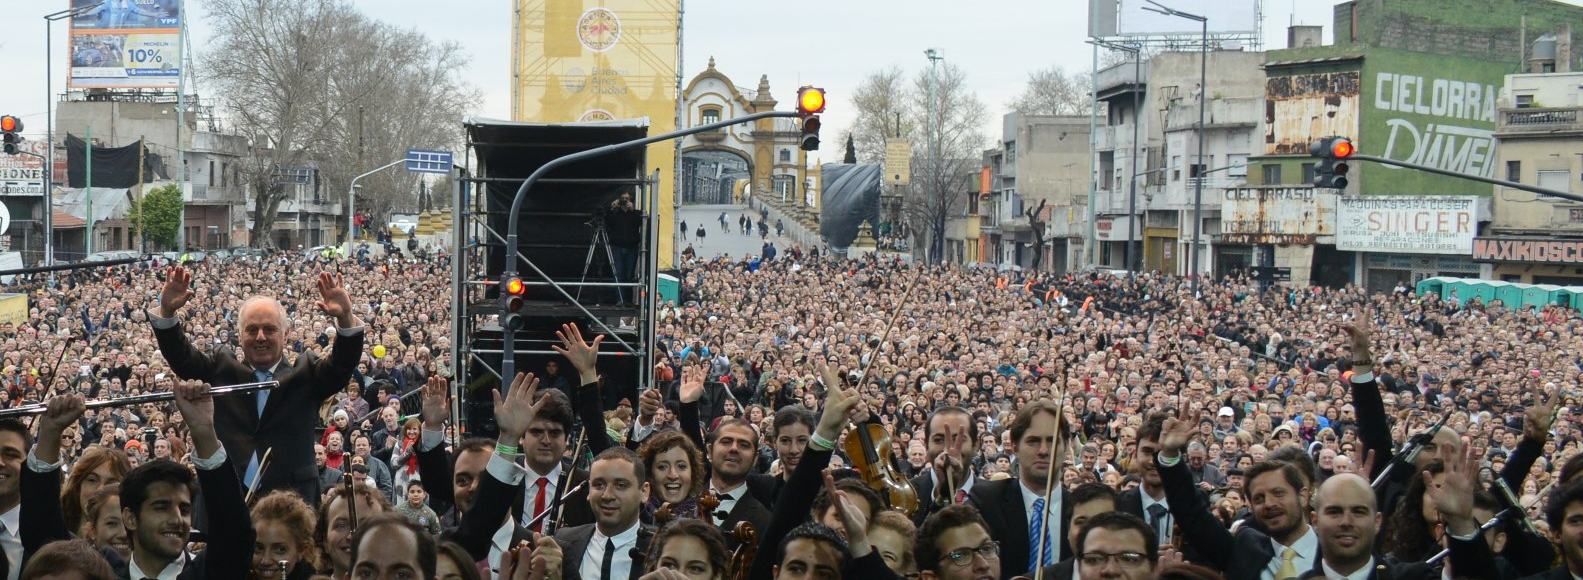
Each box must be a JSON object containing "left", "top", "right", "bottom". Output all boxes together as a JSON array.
[
  {"left": 414, "top": 434, "right": 595, "bottom": 532},
  {"left": 1157, "top": 454, "right": 1304, "bottom": 580},
  {"left": 715, "top": 488, "right": 772, "bottom": 551},
  {"left": 1118, "top": 484, "right": 1210, "bottom": 565},
  {"left": 1516, "top": 567, "right": 1574, "bottom": 580},
  {"left": 88, "top": 456, "right": 255, "bottom": 580},
  {"left": 1297, "top": 536, "right": 1499, "bottom": 580},
  {"left": 154, "top": 321, "right": 362, "bottom": 508},
  {"left": 966, "top": 479, "right": 1071, "bottom": 579},
  {"left": 555, "top": 523, "right": 656, "bottom": 580}
]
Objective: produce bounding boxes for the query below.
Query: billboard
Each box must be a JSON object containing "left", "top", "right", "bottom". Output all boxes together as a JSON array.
[
  {"left": 1220, "top": 186, "right": 1337, "bottom": 244},
  {"left": 1336, "top": 196, "right": 1479, "bottom": 255},
  {"left": 69, "top": 0, "right": 181, "bottom": 89},
  {"left": 1103, "top": 0, "right": 1259, "bottom": 36},
  {"left": 1360, "top": 49, "right": 1509, "bottom": 196},
  {"left": 0, "top": 141, "right": 50, "bottom": 196},
  {"left": 1472, "top": 238, "right": 1583, "bottom": 264},
  {"left": 1264, "top": 71, "right": 1361, "bottom": 155},
  {"left": 512, "top": 0, "right": 680, "bottom": 266}
]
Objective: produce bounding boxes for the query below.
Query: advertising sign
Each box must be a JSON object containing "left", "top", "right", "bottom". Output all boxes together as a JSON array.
[
  {"left": 0, "top": 295, "right": 28, "bottom": 326},
  {"left": 1264, "top": 71, "right": 1361, "bottom": 155},
  {"left": 1220, "top": 186, "right": 1337, "bottom": 244},
  {"left": 1113, "top": 0, "right": 1258, "bottom": 36},
  {"left": 884, "top": 140, "right": 911, "bottom": 185},
  {"left": 1337, "top": 196, "right": 1479, "bottom": 254},
  {"left": 1361, "top": 49, "right": 1509, "bottom": 196},
  {"left": 0, "top": 141, "right": 49, "bottom": 196},
  {"left": 69, "top": 0, "right": 181, "bottom": 89},
  {"left": 513, "top": 0, "right": 679, "bottom": 265},
  {"left": 1472, "top": 237, "right": 1583, "bottom": 264}
]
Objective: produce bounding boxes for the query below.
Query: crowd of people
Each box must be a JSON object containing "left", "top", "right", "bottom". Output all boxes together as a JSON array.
[{"left": 1, "top": 242, "right": 1582, "bottom": 580}]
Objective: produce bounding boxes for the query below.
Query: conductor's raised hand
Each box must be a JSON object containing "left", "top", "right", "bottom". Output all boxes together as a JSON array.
[
  {"left": 315, "top": 272, "right": 357, "bottom": 327},
  {"left": 421, "top": 375, "right": 450, "bottom": 431},
  {"left": 495, "top": 372, "right": 546, "bottom": 449},
  {"left": 158, "top": 266, "right": 194, "bottom": 318}
]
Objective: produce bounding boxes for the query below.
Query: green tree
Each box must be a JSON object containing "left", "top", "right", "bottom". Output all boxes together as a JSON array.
[{"left": 136, "top": 184, "right": 183, "bottom": 249}]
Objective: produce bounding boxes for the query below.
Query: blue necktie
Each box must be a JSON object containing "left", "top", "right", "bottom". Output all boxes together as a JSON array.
[
  {"left": 244, "top": 369, "right": 272, "bottom": 488},
  {"left": 1030, "top": 497, "right": 1053, "bottom": 569}
]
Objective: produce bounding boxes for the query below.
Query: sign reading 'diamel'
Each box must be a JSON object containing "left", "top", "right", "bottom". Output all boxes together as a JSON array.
[{"left": 1336, "top": 196, "right": 1479, "bottom": 255}]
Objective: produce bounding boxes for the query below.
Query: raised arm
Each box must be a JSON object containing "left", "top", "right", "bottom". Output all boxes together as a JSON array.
[
  {"left": 149, "top": 266, "right": 221, "bottom": 382},
  {"left": 21, "top": 395, "right": 86, "bottom": 561},
  {"left": 173, "top": 380, "right": 257, "bottom": 579},
  {"left": 415, "top": 375, "right": 456, "bottom": 515},
  {"left": 455, "top": 372, "right": 545, "bottom": 562},
  {"left": 309, "top": 272, "right": 366, "bottom": 399},
  {"left": 1427, "top": 443, "right": 1500, "bottom": 580},
  {"left": 553, "top": 323, "right": 613, "bottom": 454},
  {"left": 1153, "top": 410, "right": 1235, "bottom": 570},
  {"left": 1340, "top": 322, "right": 1393, "bottom": 483}
]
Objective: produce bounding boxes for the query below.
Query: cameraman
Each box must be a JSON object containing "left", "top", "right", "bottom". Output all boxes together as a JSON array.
[{"left": 607, "top": 192, "right": 643, "bottom": 304}]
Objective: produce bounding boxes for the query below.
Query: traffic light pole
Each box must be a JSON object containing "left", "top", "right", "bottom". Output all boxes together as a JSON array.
[
  {"left": 499, "top": 110, "right": 802, "bottom": 383},
  {"left": 1349, "top": 153, "right": 1583, "bottom": 204}
]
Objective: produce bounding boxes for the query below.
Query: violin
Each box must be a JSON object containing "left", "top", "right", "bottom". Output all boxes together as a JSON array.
[
  {"left": 727, "top": 522, "right": 757, "bottom": 580},
  {"left": 842, "top": 422, "right": 919, "bottom": 516}
]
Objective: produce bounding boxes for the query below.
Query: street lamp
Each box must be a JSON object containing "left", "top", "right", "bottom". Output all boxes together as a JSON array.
[
  {"left": 924, "top": 48, "right": 943, "bottom": 262},
  {"left": 1141, "top": 0, "right": 1208, "bottom": 295},
  {"left": 1087, "top": 38, "right": 1143, "bottom": 276},
  {"left": 43, "top": 2, "right": 103, "bottom": 266}
]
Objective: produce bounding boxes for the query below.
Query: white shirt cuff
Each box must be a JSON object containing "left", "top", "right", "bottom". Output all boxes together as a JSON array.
[
  {"left": 486, "top": 451, "right": 526, "bottom": 485},
  {"left": 1156, "top": 451, "right": 1182, "bottom": 467},
  {"left": 150, "top": 312, "right": 179, "bottom": 329},
  {"left": 26, "top": 448, "right": 64, "bottom": 473},
  {"left": 191, "top": 446, "right": 228, "bottom": 470},
  {"left": 418, "top": 428, "right": 445, "bottom": 453},
  {"left": 631, "top": 419, "right": 656, "bottom": 442},
  {"left": 336, "top": 326, "right": 365, "bottom": 337},
  {"left": 1351, "top": 371, "right": 1375, "bottom": 383}
]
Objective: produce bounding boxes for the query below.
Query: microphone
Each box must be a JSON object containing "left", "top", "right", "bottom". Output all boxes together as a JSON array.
[
  {"left": 1372, "top": 409, "right": 1451, "bottom": 490},
  {"left": 1494, "top": 478, "right": 1540, "bottom": 535}
]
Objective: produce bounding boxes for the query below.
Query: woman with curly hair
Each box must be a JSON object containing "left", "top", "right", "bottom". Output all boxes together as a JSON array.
[
  {"left": 643, "top": 518, "right": 730, "bottom": 580},
  {"left": 61, "top": 445, "right": 131, "bottom": 536},
  {"left": 635, "top": 429, "right": 707, "bottom": 521},
  {"left": 251, "top": 489, "right": 319, "bottom": 580}
]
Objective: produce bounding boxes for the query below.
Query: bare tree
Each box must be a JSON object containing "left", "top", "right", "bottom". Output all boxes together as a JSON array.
[
  {"left": 843, "top": 67, "right": 918, "bottom": 163},
  {"left": 1009, "top": 65, "right": 1094, "bottom": 116},
  {"left": 902, "top": 61, "right": 987, "bottom": 263}
]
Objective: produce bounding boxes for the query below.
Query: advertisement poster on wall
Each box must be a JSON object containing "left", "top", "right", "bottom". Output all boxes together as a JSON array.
[
  {"left": 1336, "top": 196, "right": 1480, "bottom": 255},
  {"left": 68, "top": 0, "right": 181, "bottom": 89},
  {"left": 1360, "top": 49, "right": 1509, "bottom": 197}
]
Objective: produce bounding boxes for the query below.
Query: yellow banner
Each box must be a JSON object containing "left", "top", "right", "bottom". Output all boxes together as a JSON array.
[
  {"left": 513, "top": 0, "right": 680, "bottom": 267},
  {"left": 0, "top": 294, "right": 29, "bottom": 326}
]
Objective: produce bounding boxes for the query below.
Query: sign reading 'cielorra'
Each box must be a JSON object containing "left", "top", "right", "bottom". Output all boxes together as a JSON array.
[
  {"left": 1472, "top": 237, "right": 1583, "bottom": 264},
  {"left": 1336, "top": 196, "right": 1479, "bottom": 254}
]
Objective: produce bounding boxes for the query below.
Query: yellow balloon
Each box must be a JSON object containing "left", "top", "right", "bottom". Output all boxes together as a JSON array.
[{"left": 373, "top": 345, "right": 387, "bottom": 358}]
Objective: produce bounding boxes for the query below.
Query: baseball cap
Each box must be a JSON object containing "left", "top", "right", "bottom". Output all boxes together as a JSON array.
[{"left": 1218, "top": 406, "right": 1235, "bottom": 417}]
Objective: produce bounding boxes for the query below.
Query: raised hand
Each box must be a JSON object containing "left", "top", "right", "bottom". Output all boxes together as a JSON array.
[
  {"left": 494, "top": 372, "right": 546, "bottom": 448},
  {"left": 814, "top": 360, "right": 865, "bottom": 442},
  {"left": 1526, "top": 393, "right": 1559, "bottom": 443},
  {"left": 1427, "top": 444, "right": 1478, "bottom": 536},
  {"left": 638, "top": 388, "right": 662, "bottom": 424},
  {"left": 825, "top": 471, "right": 873, "bottom": 557},
  {"left": 420, "top": 375, "right": 450, "bottom": 431},
  {"left": 1159, "top": 410, "right": 1200, "bottom": 456},
  {"left": 35, "top": 394, "right": 87, "bottom": 464},
  {"left": 1338, "top": 320, "right": 1373, "bottom": 355},
  {"left": 172, "top": 380, "right": 220, "bottom": 459},
  {"left": 551, "top": 323, "right": 603, "bottom": 383},
  {"left": 158, "top": 266, "right": 194, "bottom": 318},
  {"left": 679, "top": 364, "right": 706, "bottom": 404},
  {"left": 315, "top": 272, "right": 357, "bottom": 327}
]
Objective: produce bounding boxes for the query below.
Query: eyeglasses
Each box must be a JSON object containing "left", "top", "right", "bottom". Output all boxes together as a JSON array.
[
  {"left": 1080, "top": 552, "right": 1150, "bottom": 568},
  {"left": 938, "top": 542, "right": 1000, "bottom": 567}
]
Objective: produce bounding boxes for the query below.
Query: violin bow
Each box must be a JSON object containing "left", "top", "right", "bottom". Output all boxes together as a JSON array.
[{"left": 1032, "top": 383, "right": 1069, "bottom": 580}]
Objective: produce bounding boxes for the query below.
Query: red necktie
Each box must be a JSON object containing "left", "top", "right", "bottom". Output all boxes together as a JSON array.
[
  {"left": 954, "top": 489, "right": 967, "bottom": 504},
  {"left": 530, "top": 477, "right": 550, "bottom": 532}
]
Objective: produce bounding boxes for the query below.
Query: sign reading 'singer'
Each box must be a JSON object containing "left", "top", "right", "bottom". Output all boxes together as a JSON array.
[{"left": 1336, "top": 196, "right": 1479, "bottom": 255}]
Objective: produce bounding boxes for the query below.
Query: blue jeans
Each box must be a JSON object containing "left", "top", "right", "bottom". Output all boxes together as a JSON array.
[{"left": 613, "top": 246, "right": 638, "bottom": 304}]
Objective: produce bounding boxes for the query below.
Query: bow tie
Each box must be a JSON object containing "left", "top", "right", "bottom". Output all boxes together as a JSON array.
[{"left": 714, "top": 510, "right": 730, "bottom": 520}]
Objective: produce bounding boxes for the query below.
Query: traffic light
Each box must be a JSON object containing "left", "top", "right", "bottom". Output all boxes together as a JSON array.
[
  {"left": 0, "top": 116, "right": 21, "bottom": 156},
  {"left": 797, "top": 86, "right": 825, "bottom": 151},
  {"left": 501, "top": 276, "right": 527, "bottom": 331},
  {"left": 1311, "top": 136, "right": 1355, "bottom": 189}
]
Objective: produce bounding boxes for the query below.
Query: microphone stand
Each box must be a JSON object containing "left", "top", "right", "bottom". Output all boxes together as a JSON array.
[
  {"left": 1372, "top": 409, "right": 1451, "bottom": 491},
  {"left": 1425, "top": 508, "right": 1517, "bottom": 566},
  {"left": 1494, "top": 478, "right": 1540, "bottom": 536}
]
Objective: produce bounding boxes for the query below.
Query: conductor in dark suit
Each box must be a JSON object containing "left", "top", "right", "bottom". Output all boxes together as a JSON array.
[
  {"left": 1155, "top": 411, "right": 1319, "bottom": 580},
  {"left": 151, "top": 267, "right": 364, "bottom": 508},
  {"left": 556, "top": 447, "right": 656, "bottom": 580},
  {"left": 967, "top": 400, "right": 1071, "bottom": 579}
]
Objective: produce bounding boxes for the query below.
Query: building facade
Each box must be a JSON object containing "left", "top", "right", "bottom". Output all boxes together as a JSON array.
[
  {"left": 677, "top": 58, "right": 810, "bottom": 216},
  {"left": 979, "top": 113, "right": 1090, "bottom": 272}
]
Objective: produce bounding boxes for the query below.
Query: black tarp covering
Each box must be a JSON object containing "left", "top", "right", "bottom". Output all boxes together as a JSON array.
[
  {"left": 64, "top": 134, "right": 167, "bottom": 188},
  {"left": 818, "top": 162, "right": 882, "bottom": 250}
]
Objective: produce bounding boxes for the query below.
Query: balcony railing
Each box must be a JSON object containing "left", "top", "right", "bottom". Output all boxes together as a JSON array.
[{"left": 1498, "top": 107, "right": 1583, "bottom": 134}]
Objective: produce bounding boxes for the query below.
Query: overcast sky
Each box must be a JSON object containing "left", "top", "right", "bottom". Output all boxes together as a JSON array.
[{"left": 0, "top": 0, "right": 1386, "bottom": 151}]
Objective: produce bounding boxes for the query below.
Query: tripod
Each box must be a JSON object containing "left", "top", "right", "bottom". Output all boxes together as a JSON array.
[{"left": 577, "top": 217, "right": 620, "bottom": 304}]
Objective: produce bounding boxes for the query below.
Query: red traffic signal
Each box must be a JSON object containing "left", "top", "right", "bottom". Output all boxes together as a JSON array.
[
  {"left": 1310, "top": 136, "right": 1355, "bottom": 159},
  {"left": 0, "top": 116, "right": 20, "bottom": 133},
  {"left": 797, "top": 87, "right": 826, "bottom": 114},
  {"left": 505, "top": 277, "right": 526, "bottom": 295}
]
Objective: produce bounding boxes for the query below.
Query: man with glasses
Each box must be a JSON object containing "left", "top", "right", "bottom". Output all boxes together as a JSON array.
[
  {"left": 1072, "top": 512, "right": 1156, "bottom": 580},
  {"left": 917, "top": 504, "right": 1001, "bottom": 580}
]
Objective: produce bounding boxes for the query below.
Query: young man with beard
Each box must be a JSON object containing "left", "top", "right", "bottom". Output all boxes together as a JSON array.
[
  {"left": 1303, "top": 470, "right": 1496, "bottom": 580},
  {"left": 1524, "top": 480, "right": 1583, "bottom": 580},
  {"left": 967, "top": 400, "right": 1071, "bottom": 578},
  {"left": 911, "top": 407, "right": 978, "bottom": 526},
  {"left": 555, "top": 447, "right": 654, "bottom": 580},
  {"left": 0, "top": 419, "right": 23, "bottom": 580},
  {"left": 916, "top": 504, "right": 1002, "bottom": 580},
  {"left": 1120, "top": 412, "right": 1207, "bottom": 563},
  {"left": 1155, "top": 410, "right": 1315, "bottom": 580},
  {"left": 706, "top": 418, "right": 773, "bottom": 550},
  {"left": 22, "top": 381, "right": 254, "bottom": 579}
]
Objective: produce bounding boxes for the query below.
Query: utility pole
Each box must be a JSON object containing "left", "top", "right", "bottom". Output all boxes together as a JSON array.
[
  {"left": 85, "top": 126, "right": 92, "bottom": 256},
  {"left": 925, "top": 48, "right": 943, "bottom": 263}
]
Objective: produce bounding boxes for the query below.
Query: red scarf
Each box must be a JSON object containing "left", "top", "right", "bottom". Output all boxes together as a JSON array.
[{"left": 401, "top": 437, "right": 418, "bottom": 474}]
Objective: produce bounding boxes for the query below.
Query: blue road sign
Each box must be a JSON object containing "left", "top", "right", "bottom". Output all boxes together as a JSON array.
[{"left": 405, "top": 149, "right": 453, "bottom": 174}]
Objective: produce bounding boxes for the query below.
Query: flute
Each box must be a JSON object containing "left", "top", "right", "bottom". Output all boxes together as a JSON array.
[{"left": 0, "top": 380, "right": 280, "bottom": 419}]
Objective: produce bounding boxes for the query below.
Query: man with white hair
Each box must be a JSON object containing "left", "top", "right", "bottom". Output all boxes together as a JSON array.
[{"left": 152, "top": 266, "right": 365, "bottom": 508}]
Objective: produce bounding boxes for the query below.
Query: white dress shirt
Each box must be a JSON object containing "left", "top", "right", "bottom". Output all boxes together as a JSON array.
[
  {"left": 1263, "top": 526, "right": 1318, "bottom": 580},
  {"left": 523, "top": 463, "right": 564, "bottom": 527},
  {"left": 1139, "top": 490, "right": 1173, "bottom": 548},
  {"left": 129, "top": 551, "right": 187, "bottom": 580},
  {"left": 0, "top": 503, "right": 18, "bottom": 580},
  {"left": 581, "top": 523, "right": 641, "bottom": 580},
  {"left": 488, "top": 515, "right": 517, "bottom": 580},
  {"left": 1319, "top": 556, "right": 1375, "bottom": 580},
  {"left": 481, "top": 450, "right": 527, "bottom": 579},
  {"left": 711, "top": 482, "right": 747, "bottom": 519},
  {"left": 1019, "top": 480, "right": 1062, "bottom": 564}
]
